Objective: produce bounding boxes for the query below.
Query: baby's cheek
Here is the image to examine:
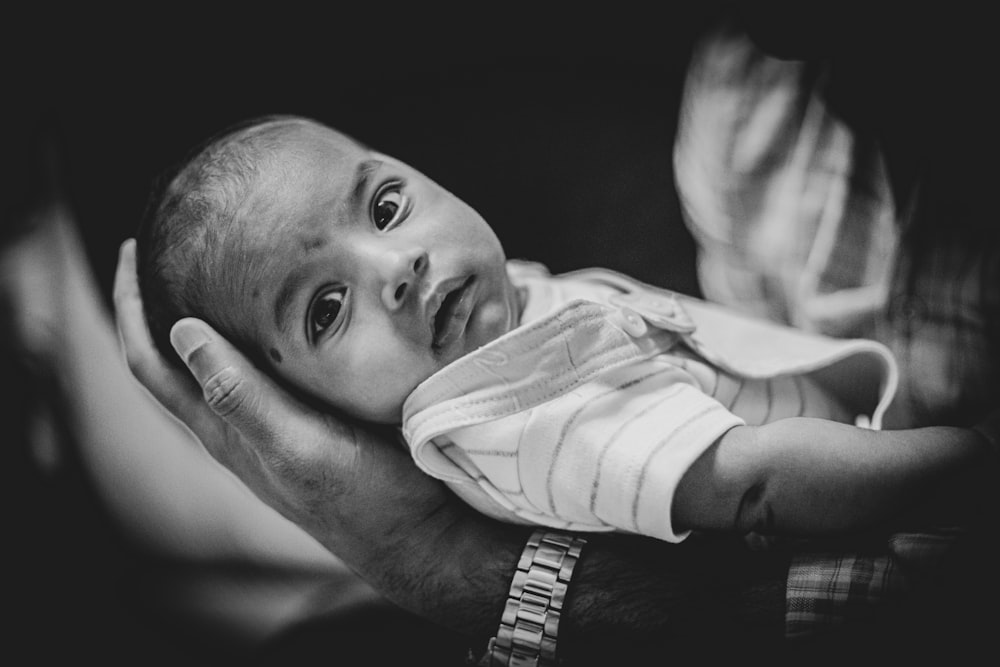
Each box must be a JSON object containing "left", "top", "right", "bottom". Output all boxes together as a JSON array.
[{"left": 355, "top": 354, "right": 429, "bottom": 422}]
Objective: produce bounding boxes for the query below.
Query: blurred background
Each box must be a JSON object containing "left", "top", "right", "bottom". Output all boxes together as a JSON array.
[
  {"left": 5, "top": 8, "right": 715, "bottom": 664},
  {"left": 11, "top": 9, "right": 711, "bottom": 302},
  {"left": 9, "top": 5, "right": 997, "bottom": 663}
]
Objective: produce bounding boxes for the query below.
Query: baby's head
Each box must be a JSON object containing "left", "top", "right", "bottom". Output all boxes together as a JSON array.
[{"left": 138, "top": 115, "right": 519, "bottom": 423}]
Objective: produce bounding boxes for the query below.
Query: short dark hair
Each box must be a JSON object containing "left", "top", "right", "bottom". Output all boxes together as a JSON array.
[{"left": 136, "top": 114, "right": 319, "bottom": 368}]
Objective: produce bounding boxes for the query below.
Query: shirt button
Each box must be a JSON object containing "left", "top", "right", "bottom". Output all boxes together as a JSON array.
[
  {"left": 646, "top": 297, "right": 675, "bottom": 317},
  {"left": 615, "top": 306, "right": 648, "bottom": 337}
]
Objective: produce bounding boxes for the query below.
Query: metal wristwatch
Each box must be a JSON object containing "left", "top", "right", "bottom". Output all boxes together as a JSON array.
[{"left": 485, "top": 529, "right": 587, "bottom": 666}]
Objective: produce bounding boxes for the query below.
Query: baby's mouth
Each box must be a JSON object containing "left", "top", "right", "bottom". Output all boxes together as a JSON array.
[{"left": 432, "top": 276, "right": 475, "bottom": 352}]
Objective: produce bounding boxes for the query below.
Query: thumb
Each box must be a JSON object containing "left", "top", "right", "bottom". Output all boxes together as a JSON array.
[{"left": 169, "top": 317, "right": 306, "bottom": 445}]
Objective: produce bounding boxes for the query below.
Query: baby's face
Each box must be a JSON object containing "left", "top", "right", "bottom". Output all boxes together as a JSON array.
[{"left": 235, "top": 123, "right": 518, "bottom": 423}]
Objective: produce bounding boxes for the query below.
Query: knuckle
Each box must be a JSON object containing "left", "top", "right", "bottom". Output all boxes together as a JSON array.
[
  {"left": 264, "top": 447, "right": 342, "bottom": 508},
  {"left": 202, "top": 366, "right": 251, "bottom": 417},
  {"left": 266, "top": 446, "right": 314, "bottom": 484}
]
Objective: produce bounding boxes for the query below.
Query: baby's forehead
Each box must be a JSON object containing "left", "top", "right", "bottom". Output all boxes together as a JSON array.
[
  {"left": 273, "top": 122, "right": 366, "bottom": 165},
  {"left": 248, "top": 124, "right": 369, "bottom": 220}
]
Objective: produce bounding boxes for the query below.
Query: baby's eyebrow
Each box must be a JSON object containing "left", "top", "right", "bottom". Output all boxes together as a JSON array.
[
  {"left": 274, "top": 266, "right": 310, "bottom": 334},
  {"left": 346, "top": 158, "right": 384, "bottom": 217},
  {"left": 274, "top": 159, "right": 384, "bottom": 335}
]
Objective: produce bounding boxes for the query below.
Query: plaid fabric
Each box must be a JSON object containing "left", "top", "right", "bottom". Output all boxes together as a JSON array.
[
  {"left": 674, "top": 24, "right": 999, "bottom": 636},
  {"left": 785, "top": 529, "right": 961, "bottom": 638}
]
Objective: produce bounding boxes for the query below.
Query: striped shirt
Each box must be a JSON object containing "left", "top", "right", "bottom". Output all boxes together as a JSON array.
[
  {"left": 673, "top": 22, "right": 997, "bottom": 637},
  {"left": 674, "top": 22, "right": 1000, "bottom": 431},
  {"left": 402, "top": 262, "right": 895, "bottom": 544}
]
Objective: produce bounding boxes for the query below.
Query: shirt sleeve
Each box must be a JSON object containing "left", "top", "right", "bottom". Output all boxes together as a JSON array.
[{"left": 451, "top": 358, "right": 745, "bottom": 542}]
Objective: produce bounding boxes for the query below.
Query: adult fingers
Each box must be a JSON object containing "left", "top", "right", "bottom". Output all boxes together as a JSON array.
[
  {"left": 169, "top": 317, "right": 343, "bottom": 465},
  {"left": 112, "top": 239, "right": 153, "bottom": 370},
  {"left": 112, "top": 238, "right": 221, "bottom": 436},
  {"left": 113, "top": 238, "right": 184, "bottom": 386}
]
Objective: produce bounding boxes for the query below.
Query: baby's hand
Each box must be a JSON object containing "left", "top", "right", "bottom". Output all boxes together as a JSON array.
[{"left": 742, "top": 531, "right": 780, "bottom": 551}]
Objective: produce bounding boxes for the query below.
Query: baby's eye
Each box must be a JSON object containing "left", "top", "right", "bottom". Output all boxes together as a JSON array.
[
  {"left": 372, "top": 184, "right": 407, "bottom": 230},
  {"left": 309, "top": 288, "right": 347, "bottom": 340}
]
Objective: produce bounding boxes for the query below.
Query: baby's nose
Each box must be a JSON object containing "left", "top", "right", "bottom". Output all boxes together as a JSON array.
[{"left": 381, "top": 248, "right": 428, "bottom": 309}]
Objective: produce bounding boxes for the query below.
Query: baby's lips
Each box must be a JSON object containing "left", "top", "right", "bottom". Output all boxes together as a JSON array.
[
  {"left": 431, "top": 277, "right": 476, "bottom": 349},
  {"left": 425, "top": 276, "right": 465, "bottom": 340}
]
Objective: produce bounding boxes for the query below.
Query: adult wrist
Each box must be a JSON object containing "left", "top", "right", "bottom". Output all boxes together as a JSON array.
[{"left": 478, "top": 529, "right": 587, "bottom": 666}]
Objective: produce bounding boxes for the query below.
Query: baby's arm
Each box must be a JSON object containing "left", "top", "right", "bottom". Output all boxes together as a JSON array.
[{"left": 672, "top": 418, "right": 994, "bottom": 537}]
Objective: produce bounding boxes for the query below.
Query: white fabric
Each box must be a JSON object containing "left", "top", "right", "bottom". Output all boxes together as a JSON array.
[
  {"left": 673, "top": 23, "right": 900, "bottom": 340},
  {"left": 402, "top": 261, "right": 898, "bottom": 543}
]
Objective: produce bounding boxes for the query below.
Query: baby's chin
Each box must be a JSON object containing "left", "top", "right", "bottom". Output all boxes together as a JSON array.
[
  {"left": 464, "top": 278, "right": 521, "bottom": 352},
  {"left": 479, "top": 298, "right": 517, "bottom": 338}
]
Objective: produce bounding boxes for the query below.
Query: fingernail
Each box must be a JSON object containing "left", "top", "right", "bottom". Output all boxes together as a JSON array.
[{"left": 170, "top": 320, "right": 210, "bottom": 362}]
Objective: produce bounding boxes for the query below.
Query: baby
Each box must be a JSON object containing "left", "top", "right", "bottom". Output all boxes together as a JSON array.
[{"left": 137, "top": 115, "right": 989, "bottom": 544}]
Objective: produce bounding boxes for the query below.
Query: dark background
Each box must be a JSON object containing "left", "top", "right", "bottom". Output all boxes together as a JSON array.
[
  {"left": 7, "top": 9, "right": 715, "bottom": 665},
  {"left": 12, "top": 9, "right": 717, "bottom": 305},
  {"left": 7, "top": 5, "right": 998, "bottom": 664}
]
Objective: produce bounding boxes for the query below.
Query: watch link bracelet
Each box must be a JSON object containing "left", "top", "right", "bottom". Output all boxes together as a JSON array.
[{"left": 484, "top": 529, "right": 588, "bottom": 666}]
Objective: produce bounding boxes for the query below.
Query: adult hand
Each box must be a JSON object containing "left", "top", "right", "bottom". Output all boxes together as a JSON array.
[
  {"left": 111, "top": 238, "right": 807, "bottom": 654},
  {"left": 111, "top": 239, "right": 477, "bottom": 605}
]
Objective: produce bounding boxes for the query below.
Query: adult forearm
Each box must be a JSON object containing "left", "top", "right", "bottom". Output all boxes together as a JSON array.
[
  {"left": 361, "top": 503, "right": 525, "bottom": 642},
  {"left": 558, "top": 533, "right": 788, "bottom": 662},
  {"left": 359, "top": 504, "right": 788, "bottom": 662}
]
